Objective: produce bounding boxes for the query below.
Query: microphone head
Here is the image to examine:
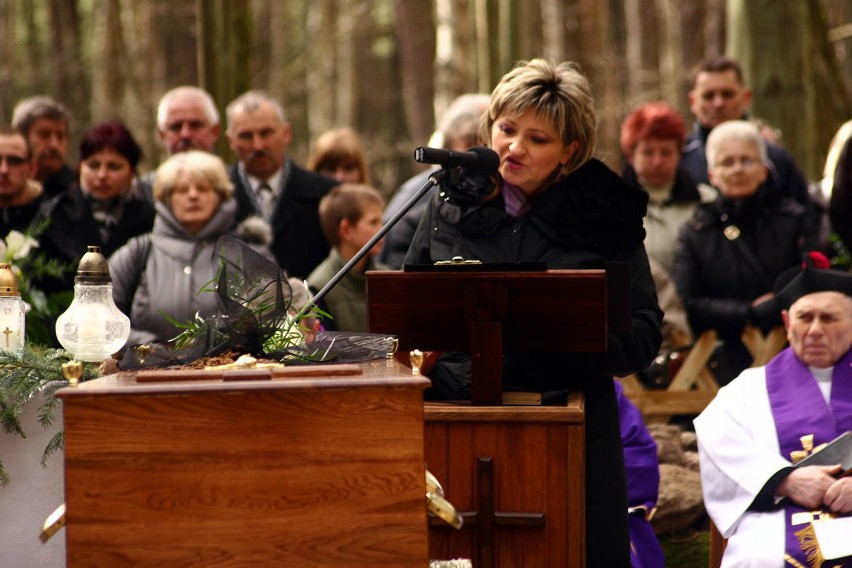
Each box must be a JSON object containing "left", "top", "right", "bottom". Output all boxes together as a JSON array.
[{"left": 468, "top": 146, "right": 500, "bottom": 175}]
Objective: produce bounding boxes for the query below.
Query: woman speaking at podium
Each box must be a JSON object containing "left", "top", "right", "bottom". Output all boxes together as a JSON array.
[{"left": 404, "top": 59, "right": 663, "bottom": 567}]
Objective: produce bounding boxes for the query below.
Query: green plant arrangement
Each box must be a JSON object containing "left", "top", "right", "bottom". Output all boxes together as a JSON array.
[
  {"left": 0, "top": 345, "right": 98, "bottom": 487},
  {"left": 154, "top": 236, "right": 334, "bottom": 364}
]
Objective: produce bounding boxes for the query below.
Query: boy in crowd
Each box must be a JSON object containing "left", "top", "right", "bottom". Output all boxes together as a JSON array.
[{"left": 307, "top": 184, "right": 387, "bottom": 332}]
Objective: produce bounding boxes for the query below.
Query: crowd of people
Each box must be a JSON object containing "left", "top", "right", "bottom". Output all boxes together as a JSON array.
[{"left": 3, "top": 53, "right": 852, "bottom": 567}]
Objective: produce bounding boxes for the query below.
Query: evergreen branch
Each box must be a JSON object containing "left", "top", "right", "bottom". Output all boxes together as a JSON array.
[
  {"left": 0, "top": 345, "right": 98, "bottom": 486},
  {"left": 41, "top": 431, "right": 64, "bottom": 467}
]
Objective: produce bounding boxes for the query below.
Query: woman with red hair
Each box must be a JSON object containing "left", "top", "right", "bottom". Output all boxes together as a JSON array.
[{"left": 621, "top": 102, "right": 713, "bottom": 274}]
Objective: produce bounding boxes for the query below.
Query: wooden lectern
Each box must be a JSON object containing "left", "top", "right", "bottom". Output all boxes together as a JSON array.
[
  {"left": 368, "top": 268, "right": 622, "bottom": 567},
  {"left": 57, "top": 360, "right": 430, "bottom": 567}
]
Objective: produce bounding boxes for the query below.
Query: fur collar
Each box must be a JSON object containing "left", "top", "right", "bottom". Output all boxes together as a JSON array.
[{"left": 450, "top": 159, "right": 648, "bottom": 256}]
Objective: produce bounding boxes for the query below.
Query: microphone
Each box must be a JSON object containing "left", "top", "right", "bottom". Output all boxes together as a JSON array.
[{"left": 414, "top": 146, "right": 500, "bottom": 175}]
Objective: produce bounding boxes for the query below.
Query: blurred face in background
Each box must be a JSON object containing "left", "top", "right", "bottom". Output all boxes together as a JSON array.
[
  {"left": 0, "top": 133, "right": 33, "bottom": 205},
  {"left": 227, "top": 101, "right": 292, "bottom": 181},
  {"left": 79, "top": 147, "right": 133, "bottom": 200},
  {"left": 341, "top": 202, "right": 384, "bottom": 258},
  {"left": 318, "top": 161, "right": 362, "bottom": 184},
  {"left": 169, "top": 171, "right": 222, "bottom": 234},
  {"left": 27, "top": 118, "right": 68, "bottom": 180},
  {"left": 688, "top": 70, "right": 752, "bottom": 130},
  {"left": 630, "top": 138, "right": 681, "bottom": 188},
  {"left": 708, "top": 139, "right": 767, "bottom": 200},
  {"left": 159, "top": 95, "right": 220, "bottom": 155}
]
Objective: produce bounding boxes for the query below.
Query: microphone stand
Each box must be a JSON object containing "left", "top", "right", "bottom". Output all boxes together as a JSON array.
[{"left": 294, "top": 167, "right": 450, "bottom": 321}]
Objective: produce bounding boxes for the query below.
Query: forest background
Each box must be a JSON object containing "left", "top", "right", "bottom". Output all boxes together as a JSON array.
[{"left": 0, "top": 0, "right": 850, "bottom": 198}]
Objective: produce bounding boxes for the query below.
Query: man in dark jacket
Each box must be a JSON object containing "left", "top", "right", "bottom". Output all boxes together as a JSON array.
[
  {"left": 11, "top": 96, "right": 75, "bottom": 199},
  {"left": 225, "top": 90, "right": 338, "bottom": 280},
  {"left": 680, "top": 56, "right": 810, "bottom": 208}
]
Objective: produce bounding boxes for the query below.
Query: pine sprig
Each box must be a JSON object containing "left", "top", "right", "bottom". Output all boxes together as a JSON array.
[{"left": 0, "top": 345, "right": 99, "bottom": 487}]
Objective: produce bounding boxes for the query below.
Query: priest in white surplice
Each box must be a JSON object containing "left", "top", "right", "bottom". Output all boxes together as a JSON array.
[{"left": 695, "top": 256, "right": 852, "bottom": 567}]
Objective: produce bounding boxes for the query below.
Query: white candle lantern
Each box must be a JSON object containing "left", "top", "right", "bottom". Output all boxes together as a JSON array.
[
  {"left": 0, "top": 262, "right": 25, "bottom": 356},
  {"left": 55, "top": 246, "right": 130, "bottom": 362}
]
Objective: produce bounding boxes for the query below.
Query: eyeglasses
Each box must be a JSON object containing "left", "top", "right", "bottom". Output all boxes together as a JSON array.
[
  {"left": 0, "top": 155, "right": 28, "bottom": 167},
  {"left": 713, "top": 156, "right": 762, "bottom": 171}
]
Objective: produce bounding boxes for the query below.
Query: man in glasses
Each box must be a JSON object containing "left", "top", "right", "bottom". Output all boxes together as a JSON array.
[{"left": 0, "top": 126, "right": 43, "bottom": 235}]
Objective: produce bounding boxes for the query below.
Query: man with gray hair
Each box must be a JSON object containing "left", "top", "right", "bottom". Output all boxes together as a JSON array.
[
  {"left": 226, "top": 90, "right": 338, "bottom": 279},
  {"left": 136, "top": 86, "right": 221, "bottom": 202},
  {"left": 156, "top": 86, "right": 220, "bottom": 155},
  {"left": 11, "top": 96, "right": 74, "bottom": 198},
  {"left": 695, "top": 257, "right": 852, "bottom": 566}
]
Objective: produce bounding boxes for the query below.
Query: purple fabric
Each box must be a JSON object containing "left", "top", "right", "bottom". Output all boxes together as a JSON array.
[
  {"left": 501, "top": 182, "right": 531, "bottom": 217},
  {"left": 615, "top": 381, "right": 666, "bottom": 568},
  {"left": 766, "top": 347, "right": 852, "bottom": 565}
]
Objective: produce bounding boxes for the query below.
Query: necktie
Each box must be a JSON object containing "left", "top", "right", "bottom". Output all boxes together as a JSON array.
[{"left": 258, "top": 182, "right": 274, "bottom": 218}]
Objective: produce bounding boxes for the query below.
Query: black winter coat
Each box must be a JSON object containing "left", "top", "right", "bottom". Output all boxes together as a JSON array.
[
  {"left": 672, "top": 189, "right": 817, "bottom": 381},
  {"left": 404, "top": 158, "right": 662, "bottom": 568},
  {"left": 37, "top": 184, "right": 156, "bottom": 291},
  {"left": 673, "top": 189, "right": 816, "bottom": 336}
]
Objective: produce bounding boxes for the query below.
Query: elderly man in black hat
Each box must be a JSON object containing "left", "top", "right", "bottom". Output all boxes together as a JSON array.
[{"left": 694, "top": 253, "right": 852, "bottom": 567}]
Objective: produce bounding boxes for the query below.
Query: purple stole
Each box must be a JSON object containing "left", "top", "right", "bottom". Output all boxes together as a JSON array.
[{"left": 766, "top": 347, "right": 852, "bottom": 566}]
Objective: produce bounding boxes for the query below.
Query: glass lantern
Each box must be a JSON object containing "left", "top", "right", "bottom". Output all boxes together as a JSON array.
[
  {"left": 55, "top": 246, "right": 130, "bottom": 362},
  {"left": 0, "top": 262, "right": 25, "bottom": 356}
]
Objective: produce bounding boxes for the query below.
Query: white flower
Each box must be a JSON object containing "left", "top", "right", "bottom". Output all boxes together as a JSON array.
[{"left": 3, "top": 230, "right": 39, "bottom": 261}]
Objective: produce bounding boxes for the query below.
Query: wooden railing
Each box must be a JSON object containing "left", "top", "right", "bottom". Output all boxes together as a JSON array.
[{"left": 620, "top": 325, "right": 787, "bottom": 424}]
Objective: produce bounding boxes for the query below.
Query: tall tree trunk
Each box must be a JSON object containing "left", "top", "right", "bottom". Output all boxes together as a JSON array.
[
  {"left": 473, "top": 0, "right": 501, "bottom": 91},
  {"left": 159, "top": 1, "right": 197, "bottom": 86},
  {"left": 48, "top": 0, "right": 88, "bottom": 155},
  {"left": 0, "top": 0, "right": 17, "bottom": 120},
  {"left": 393, "top": 0, "right": 436, "bottom": 147},
  {"left": 518, "top": 1, "right": 543, "bottom": 63},
  {"left": 305, "top": 0, "right": 337, "bottom": 140},
  {"left": 597, "top": 0, "right": 627, "bottom": 169},
  {"left": 500, "top": 0, "right": 520, "bottom": 74},
  {"left": 541, "top": 0, "right": 571, "bottom": 63},
  {"left": 120, "top": 0, "right": 158, "bottom": 170},
  {"left": 434, "top": 0, "right": 456, "bottom": 114},
  {"left": 704, "top": 0, "right": 726, "bottom": 57},
  {"left": 91, "top": 0, "right": 124, "bottom": 121},
  {"left": 624, "top": 0, "right": 660, "bottom": 106},
  {"left": 729, "top": 0, "right": 852, "bottom": 179},
  {"left": 197, "top": 0, "right": 251, "bottom": 159},
  {"left": 655, "top": 0, "right": 683, "bottom": 109}
]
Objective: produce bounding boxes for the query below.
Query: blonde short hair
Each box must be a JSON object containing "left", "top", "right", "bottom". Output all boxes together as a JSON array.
[
  {"left": 153, "top": 150, "right": 233, "bottom": 203},
  {"left": 484, "top": 59, "right": 596, "bottom": 176}
]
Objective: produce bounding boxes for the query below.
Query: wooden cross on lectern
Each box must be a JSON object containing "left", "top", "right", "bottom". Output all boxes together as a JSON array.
[{"left": 429, "top": 457, "right": 545, "bottom": 568}]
